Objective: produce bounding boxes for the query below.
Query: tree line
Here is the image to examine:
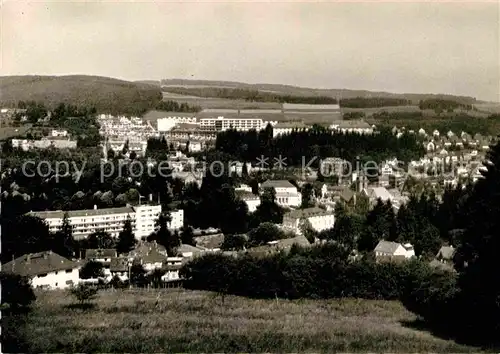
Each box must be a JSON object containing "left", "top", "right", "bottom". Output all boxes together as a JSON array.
[
  {"left": 215, "top": 124, "right": 425, "bottom": 166},
  {"left": 340, "top": 97, "right": 412, "bottom": 108},
  {"left": 163, "top": 87, "right": 338, "bottom": 104},
  {"left": 155, "top": 100, "right": 201, "bottom": 113}
]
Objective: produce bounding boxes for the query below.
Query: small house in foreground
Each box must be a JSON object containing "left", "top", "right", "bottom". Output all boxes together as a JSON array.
[{"left": 2, "top": 251, "right": 80, "bottom": 289}]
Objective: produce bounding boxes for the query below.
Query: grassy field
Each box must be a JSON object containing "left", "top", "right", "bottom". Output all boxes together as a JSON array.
[{"left": 2, "top": 288, "right": 480, "bottom": 352}]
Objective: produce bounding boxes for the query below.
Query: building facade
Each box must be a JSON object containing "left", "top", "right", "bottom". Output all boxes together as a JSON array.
[
  {"left": 28, "top": 204, "right": 183, "bottom": 240},
  {"left": 282, "top": 207, "right": 335, "bottom": 234},
  {"left": 260, "top": 180, "right": 302, "bottom": 207},
  {"left": 199, "top": 116, "right": 264, "bottom": 132}
]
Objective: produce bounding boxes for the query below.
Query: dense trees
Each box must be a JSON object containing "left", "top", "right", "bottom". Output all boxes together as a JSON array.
[
  {"left": 418, "top": 99, "right": 472, "bottom": 112},
  {"left": 401, "top": 141, "right": 500, "bottom": 345},
  {"left": 215, "top": 127, "right": 425, "bottom": 166},
  {"left": 0, "top": 75, "right": 163, "bottom": 116},
  {"left": 340, "top": 97, "right": 411, "bottom": 108},
  {"left": 181, "top": 244, "right": 444, "bottom": 300},
  {"left": 155, "top": 100, "right": 201, "bottom": 112},
  {"left": 163, "top": 87, "right": 338, "bottom": 104}
]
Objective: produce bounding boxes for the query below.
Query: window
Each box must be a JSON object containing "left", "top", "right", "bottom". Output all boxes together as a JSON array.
[
  {"left": 38, "top": 273, "right": 47, "bottom": 277},
  {"left": 65, "top": 269, "right": 73, "bottom": 273}
]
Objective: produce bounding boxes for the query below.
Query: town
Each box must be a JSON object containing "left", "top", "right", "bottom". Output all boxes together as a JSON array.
[{"left": 1, "top": 2, "right": 499, "bottom": 352}]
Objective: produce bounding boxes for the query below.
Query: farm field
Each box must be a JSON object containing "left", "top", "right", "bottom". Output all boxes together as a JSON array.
[
  {"left": 0, "top": 125, "right": 30, "bottom": 141},
  {"left": 2, "top": 289, "right": 480, "bottom": 353}
]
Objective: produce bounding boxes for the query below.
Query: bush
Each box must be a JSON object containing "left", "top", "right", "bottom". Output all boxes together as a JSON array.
[
  {"left": 0, "top": 272, "right": 36, "bottom": 310},
  {"left": 69, "top": 284, "right": 99, "bottom": 305},
  {"left": 181, "top": 244, "right": 440, "bottom": 300}
]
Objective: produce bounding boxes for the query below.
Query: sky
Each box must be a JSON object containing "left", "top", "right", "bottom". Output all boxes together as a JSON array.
[{"left": 1, "top": 1, "right": 499, "bottom": 101}]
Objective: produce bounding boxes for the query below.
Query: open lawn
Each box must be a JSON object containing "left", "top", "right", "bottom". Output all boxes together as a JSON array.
[{"left": 2, "top": 289, "right": 480, "bottom": 352}]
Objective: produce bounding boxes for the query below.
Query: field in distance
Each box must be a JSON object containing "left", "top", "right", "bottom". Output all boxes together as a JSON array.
[{"left": 4, "top": 288, "right": 480, "bottom": 353}]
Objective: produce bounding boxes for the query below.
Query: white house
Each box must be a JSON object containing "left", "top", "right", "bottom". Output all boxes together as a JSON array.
[
  {"left": 260, "top": 180, "right": 302, "bottom": 207},
  {"left": 51, "top": 129, "right": 69, "bottom": 137},
  {"left": 3, "top": 251, "right": 80, "bottom": 289},
  {"left": 187, "top": 140, "right": 203, "bottom": 153},
  {"left": 236, "top": 191, "right": 261, "bottom": 213},
  {"left": 282, "top": 207, "right": 335, "bottom": 234},
  {"left": 374, "top": 240, "right": 415, "bottom": 259}
]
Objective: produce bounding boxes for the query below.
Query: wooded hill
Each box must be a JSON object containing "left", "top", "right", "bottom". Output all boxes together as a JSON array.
[{"left": 0, "top": 75, "right": 163, "bottom": 116}]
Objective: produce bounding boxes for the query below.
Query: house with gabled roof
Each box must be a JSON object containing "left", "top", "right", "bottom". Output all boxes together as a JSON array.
[
  {"left": 283, "top": 207, "right": 335, "bottom": 234},
  {"left": 374, "top": 240, "right": 415, "bottom": 260},
  {"left": 260, "top": 179, "right": 301, "bottom": 207},
  {"left": 2, "top": 251, "right": 80, "bottom": 289}
]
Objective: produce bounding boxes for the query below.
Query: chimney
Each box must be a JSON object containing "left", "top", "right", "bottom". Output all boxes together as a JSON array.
[
  {"left": 94, "top": 204, "right": 98, "bottom": 210},
  {"left": 149, "top": 194, "right": 153, "bottom": 202},
  {"left": 26, "top": 254, "right": 31, "bottom": 263}
]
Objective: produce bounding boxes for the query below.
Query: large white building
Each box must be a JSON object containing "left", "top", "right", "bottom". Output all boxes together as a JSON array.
[
  {"left": 260, "top": 180, "right": 302, "bottom": 207},
  {"left": 199, "top": 116, "right": 264, "bottom": 132},
  {"left": 157, "top": 116, "right": 198, "bottom": 133},
  {"left": 28, "top": 204, "right": 183, "bottom": 240},
  {"left": 282, "top": 207, "right": 335, "bottom": 234},
  {"left": 3, "top": 251, "right": 80, "bottom": 289}
]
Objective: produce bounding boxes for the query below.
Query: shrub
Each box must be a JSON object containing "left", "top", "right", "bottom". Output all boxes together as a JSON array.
[
  {"left": 181, "top": 244, "right": 439, "bottom": 301},
  {"left": 0, "top": 272, "right": 36, "bottom": 310},
  {"left": 69, "top": 284, "right": 99, "bottom": 305}
]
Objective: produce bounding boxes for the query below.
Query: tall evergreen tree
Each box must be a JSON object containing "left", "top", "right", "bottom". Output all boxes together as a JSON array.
[
  {"left": 453, "top": 142, "right": 500, "bottom": 340},
  {"left": 358, "top": 199, "right": 396, "bottom": 252},
  {"left": 151, "top": 212, "right": 179, "bottom": 255},
  {"left": 300, "top": 183, "right": 314, "bottom": 208},
  {"left": 55, "top": 212, "right": 74, "bottom": 258},
  {"left": 117, "top": 216, "right": 136, "bottom": 254}
]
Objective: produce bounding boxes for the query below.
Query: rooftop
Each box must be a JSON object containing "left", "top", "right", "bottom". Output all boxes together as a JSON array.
[
  {"left": 286, "top": 207, "right": 333, "bottom": 219},
  {"left": 28, "top": 206, "right": 135, "bottom": 220},
  {"left": 261, "top": 179, "right": 296, "bottom": 189},
  {"left": 374, "top": 240, "right": 405, "bottom": 254},
  {"left": 85, "top": 249, "right": 117, "bottom": 260},
  {"left": 3, "top": 251, "right": 79, "bottom": 277}
]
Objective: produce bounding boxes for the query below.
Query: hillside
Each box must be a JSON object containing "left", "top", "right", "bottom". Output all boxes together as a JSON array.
[
  {"left": 0, "top": 75, "right": 163, "bottom": 116},
  {"left": 161, "top": 79, "right": 478, "bottom": 105},
  {"left": 2, "top": 289, "right": 478, "bottom": 352}
]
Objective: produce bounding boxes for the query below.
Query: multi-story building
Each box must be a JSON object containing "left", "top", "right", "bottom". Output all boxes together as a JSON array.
[
  {"left": 199, "top": 116, "right": 264, "bottom": 132},
  {"left": 169, "top": 209, "right": 184, "bottom": 230},
  {"left": 260, "top": 180, "right": 302, "bottom": 207},
  {"left": 28, "top": 204, "right": 183, "bottom": 240},
  {"left": 282, "top": 207, "right": 335, "bottom": 234},
  {"left": 29, "top": 206, "right": 137, "bottom": 240},
  {"left": 3, "top": 251, "right": 80, "bottom": 289}
]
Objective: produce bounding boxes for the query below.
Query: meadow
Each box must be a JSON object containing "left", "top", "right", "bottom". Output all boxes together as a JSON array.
[{"left": 2, "top": 288, "right": 480, "bottom": 353}]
